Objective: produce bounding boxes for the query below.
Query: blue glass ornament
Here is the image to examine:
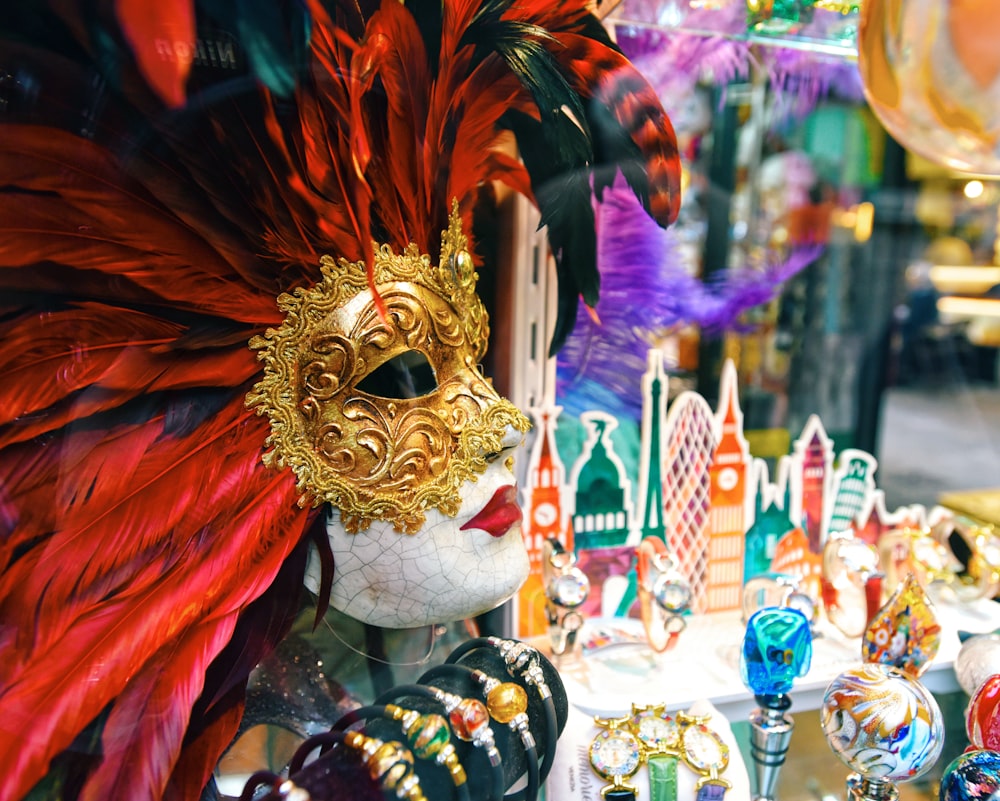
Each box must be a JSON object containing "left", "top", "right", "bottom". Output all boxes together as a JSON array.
[
  {"left": 939, "top": 750, "right": 1000, "bottom": 801},
  {"left": 740, "top": 607, "right": 813, "bottom": 699}
]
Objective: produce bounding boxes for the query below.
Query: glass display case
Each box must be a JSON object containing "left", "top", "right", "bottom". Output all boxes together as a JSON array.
[{"left": 3, "top": 3, "right": 1000, "bottom": 801}]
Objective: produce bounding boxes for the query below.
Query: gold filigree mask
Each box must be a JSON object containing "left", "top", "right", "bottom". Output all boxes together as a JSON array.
[{"left": 248, "top": 206, "right": 530, "bottom": 534}]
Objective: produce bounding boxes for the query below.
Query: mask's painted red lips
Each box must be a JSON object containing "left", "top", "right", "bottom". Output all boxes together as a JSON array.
[{"left": 461, "top": 485, "right": 522, "bottom": 538}]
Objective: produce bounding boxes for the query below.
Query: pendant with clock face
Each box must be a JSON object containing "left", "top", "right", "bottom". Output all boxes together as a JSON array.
[
  {"left": 653, "top": 571, "right": 693, "bottom": 614},
  {"left": 630, "top": 708, "right": 680, "bottom": 752},
  {"left": 681, "top": 722, "right": 729, "bottom": 775},
  {"left": 546, "top": 568, "right": 590, "bottom": 609},
  {"left": 589, "top": 729, "right": 642, "bottom": 781}
]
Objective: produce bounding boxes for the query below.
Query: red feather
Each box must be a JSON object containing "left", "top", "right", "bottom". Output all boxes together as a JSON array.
[
  {"left": 0, "top": 407, "right": 309, "bottom": 801},
  {"left": 0, "top": 304, "right": 257, "bottom": 441},
  {"left": 0, "top": 127, "right": 280, "bottom": 323},
  {"left": 0, "top": 2, "right": 682, "bottom": 799},
  {"left": 77, "top": 617, "right": 239, "bottom": 801},
  {"left": 165, "top": 689, "right": 246, "bottom": 801}
]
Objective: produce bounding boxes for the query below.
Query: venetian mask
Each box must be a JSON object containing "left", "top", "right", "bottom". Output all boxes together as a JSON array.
[{"left": 249, "top": 205, "right": 532, "bottom": 626}]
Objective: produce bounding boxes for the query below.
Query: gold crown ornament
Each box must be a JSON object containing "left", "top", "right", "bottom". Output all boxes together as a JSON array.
[{"left": 248, "top": 203, "right": 529, "bottom": 534}]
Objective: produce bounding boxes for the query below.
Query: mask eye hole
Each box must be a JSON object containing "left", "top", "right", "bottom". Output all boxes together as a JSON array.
[{"left": 356, "top": 350, "right": 438, "bottom": 399}]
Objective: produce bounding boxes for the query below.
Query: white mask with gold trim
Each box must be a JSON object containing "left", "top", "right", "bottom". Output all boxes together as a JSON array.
[{"left": 248, "top": 205, "right": 531, "bottom": 626}]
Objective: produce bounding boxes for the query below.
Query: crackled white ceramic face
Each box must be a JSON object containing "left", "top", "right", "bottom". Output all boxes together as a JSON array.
[{"left": 306, "top": 425, "right": 530, "bottom": 628}]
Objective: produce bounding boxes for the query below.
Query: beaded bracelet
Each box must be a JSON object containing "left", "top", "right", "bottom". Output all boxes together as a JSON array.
[
  {"left": 332, "top": 704, "right": 470, "bottom": 801},
  {"left": 345, "top": 731, "right": 429, "bottom": 801},
  {"left": 238, "top": 770, "right": 284, "bottom": 801},
  {"left": 374, "top": 683, "right": 505, "bottom": 801},
  {"left": 238, "top": 730, "right": 427, "bottom": 801},
  {"left": 444, "top": 636, "right": 558, "bottom": 782},
  {"left": 420, "top": 663, "right": 540, "bottom": 801}
]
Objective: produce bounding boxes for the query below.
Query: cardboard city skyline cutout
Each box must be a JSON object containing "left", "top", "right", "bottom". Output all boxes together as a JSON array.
[{"left": 516, "top": 350, "right": 928, "bottom": 638}]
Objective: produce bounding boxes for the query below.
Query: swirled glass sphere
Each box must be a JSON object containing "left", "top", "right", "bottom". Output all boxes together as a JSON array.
[
  {"left": 820, "top": 663, "right": 944, "bottom": 782},
  {"left": 859, "top": 0, "right": 1000, "bottom": 175},
  {"left": 939, "top": 750, "right": 1000, "bottom": 801},
  {"left": 955, "top": 633, "right": 1000, "bottom": 696}
]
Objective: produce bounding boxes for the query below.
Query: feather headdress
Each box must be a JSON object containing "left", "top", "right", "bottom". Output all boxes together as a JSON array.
[{"left": 0, "top": 1, "right": 679, "bottom": 799}]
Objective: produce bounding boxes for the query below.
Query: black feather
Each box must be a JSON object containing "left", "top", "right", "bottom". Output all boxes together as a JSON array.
[
  {"left": 463, "top": 0, "right": 592, "bottom": 148},
  {"left": 502, "top": 109, "right": 597, "bottom": 355}
]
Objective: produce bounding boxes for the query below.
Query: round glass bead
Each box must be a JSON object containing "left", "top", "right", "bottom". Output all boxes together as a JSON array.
[
  {"left": 485, "top": 682, "right": 527, "bottom": 724},
  {"left": 955, "top": 633, "right": 1000, "bottom": 696},
  {"left": 368, "top": 740, "right": 413, "bottom": 784},
  {"left": 406, "top": 714, "right": 451, "bottom": 759},
  {"left": 449, "top": 698, "right": 489, "bottom": 740},
  {"left": 967, "top": 673, "right": 1000, "bottom": 751}
]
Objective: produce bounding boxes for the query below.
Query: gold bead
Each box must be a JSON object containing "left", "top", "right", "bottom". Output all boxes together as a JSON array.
[
  {"left": 369, "top": 740, "right": 413, "bottom": 786},
  {"left": 485, "top": 682, "right": 528, "bottom": 724}
]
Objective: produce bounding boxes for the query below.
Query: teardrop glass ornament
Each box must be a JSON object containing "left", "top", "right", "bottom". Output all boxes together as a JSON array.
[{"left": 862, "top": 574, "right": 941, "bottom": 678}]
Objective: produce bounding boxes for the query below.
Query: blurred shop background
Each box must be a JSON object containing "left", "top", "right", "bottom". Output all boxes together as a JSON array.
[
  {"left": 558, "top": 0, "right": 1000, "bottom": 523},
  {"left": 546, "top": 5, "right": 1000, "bottom": 799}
]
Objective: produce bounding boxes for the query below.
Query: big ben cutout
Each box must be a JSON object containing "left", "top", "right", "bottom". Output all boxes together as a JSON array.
[
  {"left": 517, "top": 407, "right": 568, "bottom": 637},
  {"left": 707, "top": 361, "right": 750, "bottom": 611}
]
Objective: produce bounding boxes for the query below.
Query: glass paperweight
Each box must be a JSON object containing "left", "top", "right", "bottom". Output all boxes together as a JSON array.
[
  {"left": 741, "top": 607, "right": 813, "bottom": 698},
  {"left": 939, "top": 750, "right": 1000, "bottom": 801},
  {"left": 859, "top": 0, "right": 1000, "bottom": 175},
  {"left": 967, "top": 673, "right": 1000, "bottom": 752},
  {"left": 822, "top": 532, "right": 882, "bottom": 638},
  {"left": 955, "top": 632, "right": 1000, "bottom": 696},
  {"left": 821, "top": 663, "right": 944, "bottom": 784},
  {"left": 862, "top": 574, "right": 941, "bottom": 678},
  {"left": 878, "top": 527, "right": 960, "bottom": 596}
]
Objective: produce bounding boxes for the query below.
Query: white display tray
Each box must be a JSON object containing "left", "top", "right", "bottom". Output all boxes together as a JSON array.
[{"left": 539, "top": 598, "right": 1000, "bottom": 721}]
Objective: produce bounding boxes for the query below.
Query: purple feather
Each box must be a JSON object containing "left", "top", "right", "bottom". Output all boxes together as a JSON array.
[
  {"left": 556, "top": 177, "right": 823, "bottom": 418},
  {"left": 765, "top": 48, "right": 864, "bottom": 123}
]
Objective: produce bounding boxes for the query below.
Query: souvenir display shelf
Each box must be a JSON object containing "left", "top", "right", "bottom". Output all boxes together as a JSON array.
[{"left": 542, "top": 598, "right": 1000, "bottom": 722}]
